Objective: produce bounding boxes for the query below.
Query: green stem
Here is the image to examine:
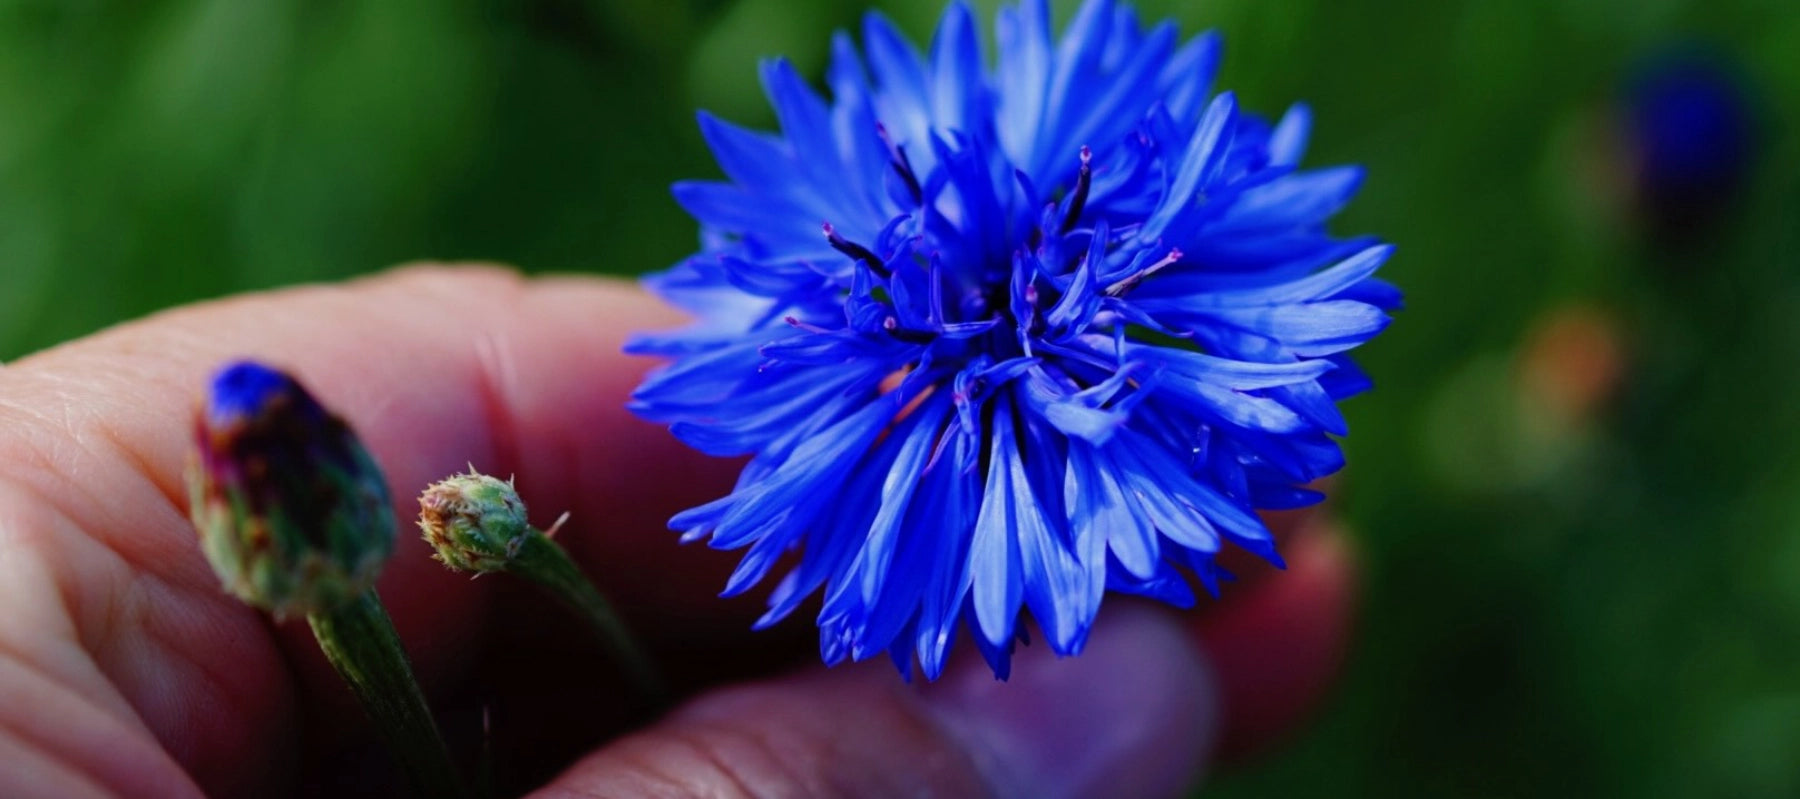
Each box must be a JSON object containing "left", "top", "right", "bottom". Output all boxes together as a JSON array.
[
  {"left": 511, "top": 530, "right": 669, "bottom": 710},
  {"left": 308, "top": 590, "right": 468, "bottom": 799}
]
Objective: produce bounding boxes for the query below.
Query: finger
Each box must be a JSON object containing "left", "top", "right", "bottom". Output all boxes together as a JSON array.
[
  {"left": 0, "top": 265, "right": 750, "bottom": 793},
  {"left": 1193, "top": 518, "right": 1357, "bottom": 762},
  {"left": 0, "top": 263, "right": 1354, "bottom": 797},
  {"left": 527, "top": 601, "right": 1217, "bottom": 799},
  {"left": 472, "top": 518, "right": 1359, "bottom": 793}
]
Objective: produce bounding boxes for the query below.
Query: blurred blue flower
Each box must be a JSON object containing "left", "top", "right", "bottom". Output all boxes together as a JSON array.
[
  {"left": 630, "top": 0, "right": 1397, "bottom": 679},
  {"left": 1622, "top": 45, "right": 1758, "bottom": 237}
]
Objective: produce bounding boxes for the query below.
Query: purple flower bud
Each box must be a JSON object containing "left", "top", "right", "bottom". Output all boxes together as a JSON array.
[{"left": 189, "top": 361, "right": 394, "bottom": 618}]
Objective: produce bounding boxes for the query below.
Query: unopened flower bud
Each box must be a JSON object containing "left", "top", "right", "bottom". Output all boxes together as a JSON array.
[
  {"left": 188, "top": 361, "right": 394, "bottom": 618},
  {"left": 416, "top": 468, "right": 663, "bottom": 705},
  {"left": 418, "top": 471, "right": 537, "bottom": 573}
]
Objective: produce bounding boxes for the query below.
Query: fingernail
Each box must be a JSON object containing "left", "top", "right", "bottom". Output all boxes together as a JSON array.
[{"left": 917, "top": 603, "right": 1219, "bottom": 799}]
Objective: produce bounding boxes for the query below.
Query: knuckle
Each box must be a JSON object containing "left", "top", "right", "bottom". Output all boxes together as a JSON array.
[{"left": 539, "top": 677, "right": 994, "bottom": 799}]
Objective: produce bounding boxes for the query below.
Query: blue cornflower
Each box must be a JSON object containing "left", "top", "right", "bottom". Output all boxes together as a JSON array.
[
  {"left": 629, "top": 0, "right": 1398, "bottom": 679},
  {"left": 1621, "top": 45, "right": 1757, "bottom": 236}
]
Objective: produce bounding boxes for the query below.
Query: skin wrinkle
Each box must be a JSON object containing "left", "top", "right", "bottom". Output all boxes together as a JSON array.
[
  {"left": 0, "top": 653, "right": 195, "bottom": 799},
  {"left": 39, "top": 344, "right": 200, "bottom": 532},
  {"left": 0, "top": 375, "right": 216, "bottom": 598},
  {"left": 0, "top": 484, "right": 204, "bottom": 798},
  {"left": 582, "top": 741, "right": 682, "bottom": 798},
  {"left": 564, "top": 721, "right": 808, "bottom": 799},
  {"left": 652, "top": 725, "right": 773, "bottom": 799},
  {"left": 0, "top": 648, "right": 118, "bottom": 782},
  {"left": 472, "top": 328, "right": 525, "bottom": 481},
  {"left": 0, "top": 731, "right": 118, "bottom": 799},
  {"left": 584, "top": 736, "right": 706, "bottom": 799},
  {"left": 711, "top": 711, "right": 866, "bottom": 797},
  {"left": 0, "top": 392, "right": 288, "bottom": 769},
  {"left": 633, "top": 674, "right": 996, "bottom": 799},
  {"left": 101, "top": 417, "right": 189, "bottom": 534},
  {"left": 17, "top": 339, "right": 197, "bottom": 532},
  {"left": 0, "top": 479, "right": 154, "bottom": 728}
]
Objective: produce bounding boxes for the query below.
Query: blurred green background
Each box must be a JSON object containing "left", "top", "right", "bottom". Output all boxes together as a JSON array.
[{"left": 4, "top": 0, "right": 1798, "bottom": 795}]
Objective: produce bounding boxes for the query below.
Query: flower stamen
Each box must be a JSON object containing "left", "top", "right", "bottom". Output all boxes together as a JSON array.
[
  {"left": 1060, "top": 146, "right": 1093, "bottom": 234},
  {"left": 1104, "top": 247, "right": 1182, "bottom": 297},
  {"left": 877, "top": 124, "right": 925, "bottom": 205},
  {"left": 823, "top": 222, "right": 889, "bottom": 276}
]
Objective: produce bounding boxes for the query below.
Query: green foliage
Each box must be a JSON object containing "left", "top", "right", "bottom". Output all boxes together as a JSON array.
[{"left": 4, "top": 0, "right": 1798, "bottom": 795}]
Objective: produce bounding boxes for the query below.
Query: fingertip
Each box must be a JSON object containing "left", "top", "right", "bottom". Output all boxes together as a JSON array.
[
  {"left": 918, "top": 602, "right": 1220, "bottom": 798},
  {"left": 1193, "top": 520, "right": 1357, "bottom": 763},
  {"left": 528, "top": 602, "right": 1220, "bottom": 799}
]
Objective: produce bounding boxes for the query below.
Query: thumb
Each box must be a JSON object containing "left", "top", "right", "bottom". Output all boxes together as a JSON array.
[{"left": 525, "top": 602, "right": 1218, "bottom": 799}]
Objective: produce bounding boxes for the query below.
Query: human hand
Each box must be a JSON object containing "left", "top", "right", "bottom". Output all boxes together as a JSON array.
[{"left": 0, "top": 265, "right": 1353, "bottom": 798}]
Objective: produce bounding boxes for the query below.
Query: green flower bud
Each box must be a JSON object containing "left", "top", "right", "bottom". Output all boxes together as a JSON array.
[
  {"left": 188, "top": 361, "right": 394, "bottom": 618},
  {"left": 418, "top": 471, "right": 547, "bottom": 573},
  {"left": 417, "top": 469, "right": 664, "bottom": 706}
]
